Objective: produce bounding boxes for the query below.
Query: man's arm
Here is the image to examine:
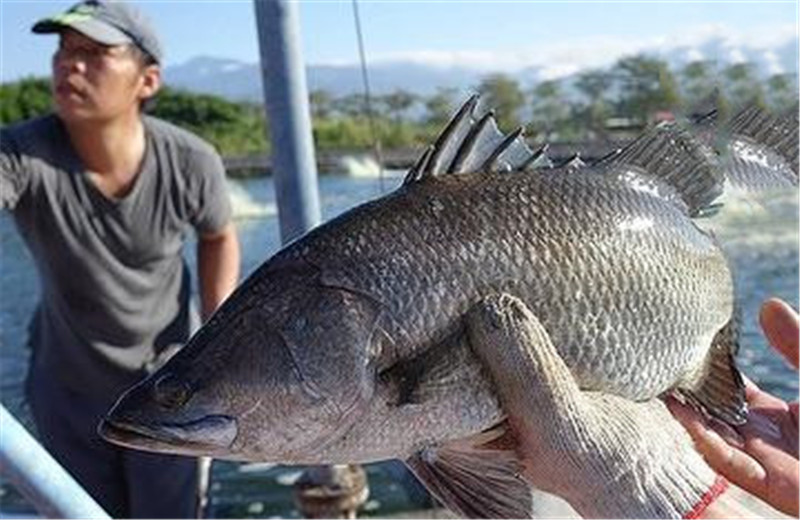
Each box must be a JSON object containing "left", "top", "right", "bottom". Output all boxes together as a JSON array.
[
  {"left": 1, "top": 128, "right": 32, "bottom": 210},
  {"left": 197, "top": 222, "right": 240, "bottom": 321}
]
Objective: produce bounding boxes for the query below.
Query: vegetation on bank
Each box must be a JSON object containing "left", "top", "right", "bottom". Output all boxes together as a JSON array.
[{"left": 2, "top": 53, "right": 796, "bottom": 161}]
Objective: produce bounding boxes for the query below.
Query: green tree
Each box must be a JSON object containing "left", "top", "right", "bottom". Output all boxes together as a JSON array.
[
  {"left": 309, "top": 89, "right": 334, "bottom": 120},
  {"left": 613, "top": 55, "right": 681, "bottom": 121},
  {"left": 151, "top": 87, "right": 241, "bottom": 127},
  {"left": 476, "top": 73, "right": 524, "bottom": 129},
  {"left": 149, "top": 87, "right": 267, "bottom": 156},
  {"left": 529, "top": 79, "right": 569, "bottom": 141},
  {"left": 722, "top": 62, "right": 765, "bottom": 109},
  {"left": 679, "top": 60, "right": 718, "bottom": 113},
  {"left": 380, "top": 89, "right": 416, "bottom": 123},
  {"left": 333, "top": 93, "right": 366, "bottom": 119},
  {"left": 0, "top": 77, "right": 52, "bottom": 124},
  {"left": 574, "top": 69, "right": 613, "bottom": 139},
  {"left": 424, "top": 87, "right": 458, "bottom": 127},
  {"left": 766, "top": 73, "right": 798, "bottom": 112}
]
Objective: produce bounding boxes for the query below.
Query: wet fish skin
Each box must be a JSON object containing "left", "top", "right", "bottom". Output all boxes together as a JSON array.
[
  {"left": 102, "top": 261, "right": 381, "bottom": 460},
  {"left": 101, "top": 150, "right": 735, "bottom": 464},
  {"left": 99, "top": 97, "right": 799, "bottom": 517}
]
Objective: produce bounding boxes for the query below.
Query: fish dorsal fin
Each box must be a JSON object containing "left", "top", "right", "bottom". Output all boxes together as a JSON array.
[
  {"left": 687, "top": 89, "right": 723, "bottom": 126},
  {"left": 403, "top": 145, "right": 434, "bottom": 184},
  {"left": 608, "top": 121, "right": 724, "bottom": 216},
  {"left": 685, "top": 90, "right": 724, "bottom": 149},
  {"left": 405, "top": 424, "right": 534, "bottom": 518},
  {"left": 559, "top": 153, "right": 586, "bottom": 171},
  {"left": 427, "top": 95, "right": 479, "bottom": 175},
  {"left": 592, "top": 147, "right": 624, "bottom": 167},
  {"left": 404, "top": 96, "right": 540, "bottom": 185},
  {"left": 521, "top": 143, "right": 552, "bottom": 170},
  {"left": 482, "top": 127, "right": 525, "bottom": 172},
  {"left": 728, "top": 104, "right": 799, "bottom": 180},
  {"left": 450, "top": 111, "right": 506, "bottom": 173}
]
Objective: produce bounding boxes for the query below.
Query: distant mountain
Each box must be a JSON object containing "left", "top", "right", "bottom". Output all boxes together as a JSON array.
[
  {"left": 163, "top": 57, "right": 485, "bottom": 101},
  {"left": 163, "top": 36, "right": 798, "bottom": 102},
  {"left": 165, "top": 56, "right": 263, "bottom": 101},
  {"left": 307, "top": 62, "right": 484, "bottom": 98}
]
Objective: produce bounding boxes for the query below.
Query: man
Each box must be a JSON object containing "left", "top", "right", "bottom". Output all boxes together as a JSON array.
[{"left": 0, "top": 1, "right": 240, "bottom": 517}]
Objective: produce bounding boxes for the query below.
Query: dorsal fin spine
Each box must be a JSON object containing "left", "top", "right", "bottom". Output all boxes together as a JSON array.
[
  {"left": 427, "top": 95, "right": 479, "bottom": 176},
  {"left": 520, "top": 143, "right": 549, "bottom": 170},
  {"left": 483, "top": 127, "right": 524, "bottom": 172},
  {"left": 403, "top": 145, "right": 434, "bottom": 185},
  {"left": 450, "top": 111, "right": 496, "bottom": 173}
]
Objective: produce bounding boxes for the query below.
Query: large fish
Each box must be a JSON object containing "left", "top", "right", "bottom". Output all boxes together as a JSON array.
[{"left": 100, "top": 97, "right": 798, "bottom": 517}]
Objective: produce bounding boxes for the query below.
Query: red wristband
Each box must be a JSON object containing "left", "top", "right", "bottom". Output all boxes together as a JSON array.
[{"left": 684, "top": 476, "right": 729, "bottom": 519}]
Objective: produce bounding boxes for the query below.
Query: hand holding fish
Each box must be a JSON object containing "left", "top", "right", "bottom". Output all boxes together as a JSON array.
[
  {"left": 466, "top": 293, "right": 727, "bottom": 519},
  {"left": 669, "top": 298, "right": 799, "bottom": 517}
]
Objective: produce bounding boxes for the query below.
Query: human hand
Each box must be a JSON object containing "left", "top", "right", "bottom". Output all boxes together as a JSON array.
[
  {"left": 669, "top": 298, "right": 799, "bottom": 517},
  {"left": 466, "top": 294, "right": 726, "bottom": 519}
]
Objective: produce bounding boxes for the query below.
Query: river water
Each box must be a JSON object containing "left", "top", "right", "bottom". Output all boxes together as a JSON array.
[{"left": 1, "top": 173, "right": 797, "bottom": 517}]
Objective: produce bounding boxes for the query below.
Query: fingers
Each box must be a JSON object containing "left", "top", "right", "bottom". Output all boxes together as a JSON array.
[
  {"left": 667, "top": 398, "right": 768, "bottom": 486},
  {"left": 759, "top": 298, "right": 799, "bottom": 370},
  {"left": 743, "top": 378, "right": 789, "bottom": 411},
  {"left": 667, "top": 397, "right": 744, "bottom": 448},
  {"left": 739, "top": 437, "right": 800, "bottom": 517},
  {"left": 465, "top": 294, "right": 581, "bottom": 425},
  {"left": 669, "top": 398, "right": 800, "bottom": 516}
]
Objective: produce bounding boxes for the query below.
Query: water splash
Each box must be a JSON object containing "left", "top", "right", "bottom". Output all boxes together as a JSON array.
[{"left": 228, "top": 180, "right": 277, "bottom": 220}]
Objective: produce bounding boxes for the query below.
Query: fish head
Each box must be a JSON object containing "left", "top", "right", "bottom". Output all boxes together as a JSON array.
[{"left": 100, "top": 261, "right": 380, "bottom": 462}]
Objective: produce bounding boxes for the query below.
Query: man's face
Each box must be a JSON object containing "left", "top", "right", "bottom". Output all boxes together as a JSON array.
[{"left": 52, "top": 29, "right": 159, "bottom": 123}]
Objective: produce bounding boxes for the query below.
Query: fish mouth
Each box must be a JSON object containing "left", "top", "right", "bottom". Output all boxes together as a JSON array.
[{"left": 98, "top": 414, "right": 238, "bottom": 456}]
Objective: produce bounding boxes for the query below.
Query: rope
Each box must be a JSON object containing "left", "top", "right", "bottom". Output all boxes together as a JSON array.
[{"left": 351, "top": 0, "right": 386, "bottom": 191}]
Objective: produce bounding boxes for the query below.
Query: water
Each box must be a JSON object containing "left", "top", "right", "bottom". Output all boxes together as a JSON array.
[{"left": 0, "top": 173, "right": 797, "bottom": 517}]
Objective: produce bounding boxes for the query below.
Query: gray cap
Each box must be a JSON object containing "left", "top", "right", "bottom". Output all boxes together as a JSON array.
[{"left": 32, "top": 0, "right": 163, "bottom": 64}]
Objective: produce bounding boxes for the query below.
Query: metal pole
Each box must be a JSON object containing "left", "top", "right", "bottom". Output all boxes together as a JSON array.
[
  {"left": 253, "top": 0, "right": 321, "bottom": 243},
  {"left": 0, "top": 404, "right": 110, "bottom": 519}
]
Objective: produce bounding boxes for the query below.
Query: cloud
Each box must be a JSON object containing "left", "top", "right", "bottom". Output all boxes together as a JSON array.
[
  {"left": 341, "top": 22, "right": 797, "bottom": 78},
  {"left": 763, "top": 50, "right": 784, "bottom": 75}
]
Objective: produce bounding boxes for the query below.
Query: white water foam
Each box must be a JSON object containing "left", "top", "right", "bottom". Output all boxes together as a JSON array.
[{"left": 227, "top": 180, "right": 277, "bottom": 220}]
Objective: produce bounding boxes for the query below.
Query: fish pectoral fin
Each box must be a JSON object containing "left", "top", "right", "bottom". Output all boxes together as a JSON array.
[
  {"left": 674, "top": 316, "right": 747, "bottom": 425},
  {"left": 405, "top": 424, "right": 534, "bottom": 519}
]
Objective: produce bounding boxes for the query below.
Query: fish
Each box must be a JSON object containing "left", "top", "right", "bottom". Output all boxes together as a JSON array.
[{"left": 99, "top": 95, "right": 799, "bottom": 518}]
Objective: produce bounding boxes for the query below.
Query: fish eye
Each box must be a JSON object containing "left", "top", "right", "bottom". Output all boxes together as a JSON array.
[{"left": 153, "top": 373, "right": 192, "bottom": 410}]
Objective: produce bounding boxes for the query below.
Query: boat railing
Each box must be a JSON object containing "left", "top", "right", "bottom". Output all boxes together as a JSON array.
[{"left": 0, "top": 403, "right": 110, "bottom": 519}]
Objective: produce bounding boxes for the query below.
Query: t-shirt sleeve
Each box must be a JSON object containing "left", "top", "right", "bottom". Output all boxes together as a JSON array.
[
  {"left": 186, "top": 148, "right": 233, "bottom": 235},
  {"left": 0, "top": 128, "right": 32, "bottom": 210}
]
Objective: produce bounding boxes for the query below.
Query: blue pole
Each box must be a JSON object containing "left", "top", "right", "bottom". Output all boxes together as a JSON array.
[
  {"left": 253, "top": 0, "right": 321, "bottom": 243},
  {"left": 0, "top": 404, "right": 110, "bottom": 519}
]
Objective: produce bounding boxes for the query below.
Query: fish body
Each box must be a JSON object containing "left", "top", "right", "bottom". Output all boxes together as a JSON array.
[
  {"left": 100, "top": 97, "right": 796, "bottom": 517},
  {"left": 257, "top": 169, "right": 733, "bottom": 463}
]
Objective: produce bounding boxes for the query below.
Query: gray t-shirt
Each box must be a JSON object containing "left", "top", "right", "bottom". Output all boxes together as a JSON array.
[{"left": 1, "top": 114, "right": 232, "bottom": 395}]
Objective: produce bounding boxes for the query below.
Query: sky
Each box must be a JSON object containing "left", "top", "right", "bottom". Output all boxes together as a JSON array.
[{"left": 0, "top": 0, "right": 797, "bottom": 82}]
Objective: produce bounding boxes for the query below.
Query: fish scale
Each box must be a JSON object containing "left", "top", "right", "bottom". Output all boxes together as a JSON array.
[
  {"left": 99, "top": 97, "right": 797, "bottom": 518},
  {"left": 287, "top": 170, "right": 730, "bottom": 405}
]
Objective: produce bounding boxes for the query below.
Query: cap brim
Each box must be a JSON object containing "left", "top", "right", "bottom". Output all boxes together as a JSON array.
[{"left": 32, "top": 16, "right": 131, "bottom": 46}]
